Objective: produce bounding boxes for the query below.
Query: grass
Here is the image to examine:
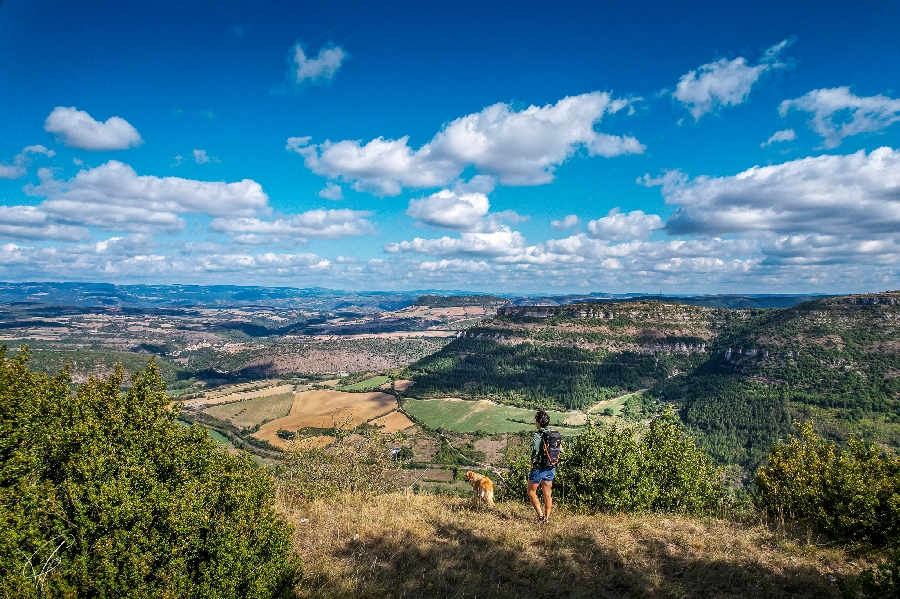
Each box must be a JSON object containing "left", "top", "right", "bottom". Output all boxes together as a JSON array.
[
  {"left": 336, "top": 375, "right": 392, "bottom": 391},
  {"left": 404, "top": 398, "right": 583, "bottom": 435},
  {"left": 278, "top": 492, "right": 876, "bottom": 599},
  {"left": 202, "top": 392, "right": 294, "bottom": 429},
  {"left": 587, "top": 390, "right": 643, "bottom": 416}
]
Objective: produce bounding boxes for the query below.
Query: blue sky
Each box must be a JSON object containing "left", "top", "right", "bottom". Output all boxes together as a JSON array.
[{"left": 2, "top": 0, "right": 899, "bottom": 293}]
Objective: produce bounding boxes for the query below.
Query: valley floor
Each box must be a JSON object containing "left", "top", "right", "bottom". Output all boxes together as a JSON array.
[{"left": 277, "top": 492, "right": 875, "bottom": 599}]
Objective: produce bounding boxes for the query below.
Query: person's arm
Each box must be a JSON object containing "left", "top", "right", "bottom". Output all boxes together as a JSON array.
[{"left": 531, "top": 430, "right": 541, "bottom": 465}]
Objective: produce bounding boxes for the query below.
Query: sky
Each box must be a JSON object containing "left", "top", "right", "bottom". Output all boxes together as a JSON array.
[{"left": 1, "top": 0, "right": 899, "bottom": 293}]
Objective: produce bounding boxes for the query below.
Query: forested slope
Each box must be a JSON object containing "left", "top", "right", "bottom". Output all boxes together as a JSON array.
[{"left": 404, "top": 293, "right": 900, "bottom": 469}]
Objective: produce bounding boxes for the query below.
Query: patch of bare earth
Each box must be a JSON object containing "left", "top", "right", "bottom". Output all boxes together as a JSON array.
[{"left": 280, "top": 493, "right": 873, "bottom": 599}]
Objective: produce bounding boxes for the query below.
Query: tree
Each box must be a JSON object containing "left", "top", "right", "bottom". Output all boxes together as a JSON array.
[{"left": 0, "top": 347, "right": 298, "bottom": 598}]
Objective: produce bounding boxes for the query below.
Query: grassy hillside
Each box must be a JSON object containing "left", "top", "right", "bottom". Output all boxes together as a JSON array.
[
  {"left": 403, "top": 294, "right": 900, "bottom": 470},
  {"left": 279, "top": 492, "right": 874, "bottom": 599}
]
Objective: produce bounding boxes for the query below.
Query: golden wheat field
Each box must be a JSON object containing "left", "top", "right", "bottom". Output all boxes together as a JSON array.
[{"left": 254, "top": 390, "right": 397, "bottom": 448}]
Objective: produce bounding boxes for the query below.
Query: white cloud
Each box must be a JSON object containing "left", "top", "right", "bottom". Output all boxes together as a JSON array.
[
  {"left": 779, "top": 87, "right": 900, "bottom": 148},
  {"left": 0, "top": 145, "right": 56, "bottom": 179},
  {"left": 288, "top": 92, "right": 644, "bottom": 195},
  {"left": 0, "top": 205, "right": 89, "bottom": 241},
  {"left": 290, "top": 42, "right": 347, "bottom": 84},
  {"left": 761, "top": 129, "right": 796, "bottom": 147},
  {"left": 44, "top": 107, "right": 142, "bottom": 150},
  {"left": 406, "top": 190, "right": 490, "bottom": 231},
  {"left": 25, "top": 160, "right": 268, "bottom": 232},
  {"left": 193, "top": 149, "right": 219, "bottom": 164},
  {"left": 318, "top": 182, "right": 343, "bottom": 200},
  {"left": 197, "top": 252, "right": 332, "bottom": 273},
  {"left": 210, "top": 209, "right": 375, "bottom": 241},
  {"left": 419, "top": 259, "right": 492, "bottom": 273},
  {"left": 384, "top": 226, "right": 527, "bottom": 257},
  {"left": 586, "top": 208, "right": 663, "bottom": 241},
  {"left": 551, "top": 214, "right": 580, "bottom": 230},
  {"left": 673, "top": 40, "right": 790, "bottom": 119},
  {"left": 648, "top": 147, "right": 900, "bottom": 266}
]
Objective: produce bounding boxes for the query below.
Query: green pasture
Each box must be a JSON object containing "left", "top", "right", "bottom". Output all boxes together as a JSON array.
[
  {"left": 336, "top": 375, "right": 391, "bottom": 391},
  {"left": 203, "top": 392, "right": 294, "bottom": 429},
  {"left": 404, "top": 398, "right": 582, "bottom": 435},
  {"left": 587, "top": 391, "right": 643, "bottom": 416}
]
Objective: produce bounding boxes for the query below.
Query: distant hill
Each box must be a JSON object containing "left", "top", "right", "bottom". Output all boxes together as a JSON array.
[
  {"left": 413, "top": 294, "right": 510, "bottom": 308},
  {"left": 404, "top": 293, "right": 900, "bottom": 470}
]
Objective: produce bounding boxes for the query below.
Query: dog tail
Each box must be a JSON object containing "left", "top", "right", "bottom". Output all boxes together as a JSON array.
[{"left": 486, "top": 490, "right": 495, "bottom": 507}]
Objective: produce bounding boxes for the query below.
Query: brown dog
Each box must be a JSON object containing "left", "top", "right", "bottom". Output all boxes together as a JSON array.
[{"left": 464, "top": 471, "right": 495, "bottom": 507}]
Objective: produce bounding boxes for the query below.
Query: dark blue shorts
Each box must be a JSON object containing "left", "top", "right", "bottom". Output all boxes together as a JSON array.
[{"left": 528, "top": 467, "right": 556, "bottom": 484}]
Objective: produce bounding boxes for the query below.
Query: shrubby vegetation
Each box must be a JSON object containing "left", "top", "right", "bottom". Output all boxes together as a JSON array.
[
  {"left": 276, "top": 425, "right": 405, "bottom": 501},
  {"left": 0, "top": 348, "right": 297, "bottom": 599},
  {"left": 755, "top": 422, "right": 900, "bottom": 545},
  {"left": 499, "top": 409, "right": 725, "bottom": 514}
]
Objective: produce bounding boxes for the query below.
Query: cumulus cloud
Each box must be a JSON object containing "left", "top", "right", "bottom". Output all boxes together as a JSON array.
[
  {"left": 24, "top": 160, "right": 268, "bottom": 232},
  {"left": 384, "top": 226, "right": 527, "bottom": 257},
  {"left": 210, "top": 209, "right": 375, "bottom": 241},
  {"left": 290, "top": 42, "right": 347, "bottom": 84},
  {"left": 288, "top": 92, "right": 644, "bottom": 195},
  {"left": 419, "top": 259, "right": 492, "bottom": 273},
  {"left": 0, "top": 205, "right": 89, "bottom": 241},
  {"left": 647, "top": 147, "right": 900, "bottom": 267},
  {"left": 779, "top": 87, "right": 900, "bottom": 148},
  {"left": 318, "top": 182, "right": 343, "bottom": 200},
  {"left": 406, "top": 190, "right": 490, "bottom": 231},
  {"left": 0, "top": 145, "right": 56, "bottom": 179},
  {"left": 44, "top": 107, "right": 142, "bottom": 150},
  {"left": 761, "top": 129, "right": 796, "bottom": 147},
  {"left": 586, "top": 208, "right": 663, "bottom": 241},
  {"left": 551, "top": 214, "right": 580, "bottom": 230},
  {"left": 673, "top": 39, "right": 791, "bottom": 120}
]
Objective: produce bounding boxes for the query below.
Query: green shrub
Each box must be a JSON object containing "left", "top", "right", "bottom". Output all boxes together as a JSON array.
[
  {"left": 755, "top": 422, "right": 900, "bottom": 544},
  {"left": 557, "top": 408, "right": 725, "bottom": 513},
  {"left": 858, "top": 551, "right": 900, "bottom": 599},
  {"left": 0, "top": 347, "right": 298, "bottom": 599},
  {"left": 496, "top": 408, "right": 724, "bottom": 513}
]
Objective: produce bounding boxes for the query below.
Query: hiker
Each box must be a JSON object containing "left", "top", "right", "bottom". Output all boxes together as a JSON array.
[{"left": 527, "top": 409, "right": 562, "bottom": 523}]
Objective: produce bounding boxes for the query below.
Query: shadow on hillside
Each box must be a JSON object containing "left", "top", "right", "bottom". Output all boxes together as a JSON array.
[{"left": 311, "top": 520, "right": 841, "bottom": 599}]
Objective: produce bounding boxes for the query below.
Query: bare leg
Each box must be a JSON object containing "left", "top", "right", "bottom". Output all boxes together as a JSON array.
[
  {"left": 526, "top": 481, "right": 543, "bottom": 518},
  {"left": 541, "top": 480, "right": 553, "bottom": 521}
]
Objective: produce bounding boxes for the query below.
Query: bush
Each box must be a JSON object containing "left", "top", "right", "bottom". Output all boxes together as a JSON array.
[
  {"left": 754, "top": 422, "right": 900, "bottom": 544},
  {"left": 277, "top": 426, "right": 404, "bottom": 502},
  {"left": 557, "top": 408, "right": 725, "bottom": 513},
  {"left": 497, "top": 408, "right": 725, "bottom": 514},
  {"left": 858, "top": 551, "right": 900, "bottom": 599},
  {"left": 0, "top": 348, "right": 298, "bottom": 599}
]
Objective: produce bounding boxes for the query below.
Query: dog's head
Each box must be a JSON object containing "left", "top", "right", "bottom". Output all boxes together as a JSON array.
[{"left": 464, "top": 471, "right": 475, "bottom": 482}]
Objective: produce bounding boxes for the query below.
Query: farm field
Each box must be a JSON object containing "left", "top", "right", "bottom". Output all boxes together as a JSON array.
[
  {"left": 202, "top": 392, "right": 294, "bottom": 429},
  {"left": 185, "top": 383, "right": 295, "bottom": 407},
  {"left": 587, "top": 390, "right": 646, "bottom": 416},
  {"left": 254, "top": 389, "right": 397, "bottom": 448},
  {"left": 336, "top": 375, "right": 391, "bottom": 391},
  {"left": 403, "top": 398, "right": 583, "bottom": 435},
  {"left": 370, "top": 410, "right": 415, "bottom": 432}
]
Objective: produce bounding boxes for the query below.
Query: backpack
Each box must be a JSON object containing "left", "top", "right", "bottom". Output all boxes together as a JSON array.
[{"left": 538, "top": 429, "right": 563, "bottom": 468}]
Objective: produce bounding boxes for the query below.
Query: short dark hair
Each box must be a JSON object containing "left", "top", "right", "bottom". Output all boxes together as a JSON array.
[{"left": 535, "top": 409, "right": 550, "bottom": 428}]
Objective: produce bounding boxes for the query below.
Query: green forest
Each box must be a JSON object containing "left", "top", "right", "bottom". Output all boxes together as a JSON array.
[{"left": 405, "top": 295, "right": 900, "bottom": 470}]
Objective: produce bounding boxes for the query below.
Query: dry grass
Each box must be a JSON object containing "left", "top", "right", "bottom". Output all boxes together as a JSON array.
[
  {"left": 279, "top": 493, "right": 875, "bottom": 599},
  {"left": 202, "top": 392, "right": 294, "bottom": 429},
  {"left": 370, "top": 410, "right": 415, "bottom": 433}
]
